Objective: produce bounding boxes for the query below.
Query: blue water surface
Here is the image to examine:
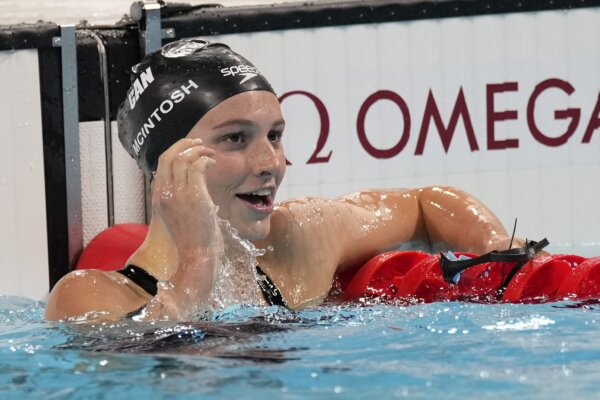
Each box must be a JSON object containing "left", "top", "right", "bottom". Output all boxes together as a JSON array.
[{"left": 1, "top": 295, "right": 600, "bottom": 399}]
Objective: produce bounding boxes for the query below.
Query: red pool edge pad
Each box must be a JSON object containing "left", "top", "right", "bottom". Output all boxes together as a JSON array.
[
  {"left": 341, "top": 251, "right": 430, "bottom": 300},
  {"left": 341, "top": 251, "right": 600, "bottom": 304},
  {"left": 555, "top": 256, "right": 600, "bottom": 301},
  {"left": 76, "top": 223, "right": 149, "bottom": 271},
  {"left": 502, "top": 254, "right": 586, "bottom": 303}
]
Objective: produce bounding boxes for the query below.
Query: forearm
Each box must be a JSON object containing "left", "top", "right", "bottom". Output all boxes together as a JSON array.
[
  {"left": 133, "top": 208, "right": 224, "bottom": 321},
  {"left": 418, "top": 186, "right": 514, "bottom": 254},
  {"left": 142, "top": 243, "right": 223, "bottom": 321}
]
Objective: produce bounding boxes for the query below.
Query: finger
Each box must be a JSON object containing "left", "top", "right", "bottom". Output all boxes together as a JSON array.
[
  {"left": 156, "top": 138, "right": 208, "bottom": 186},
  {"left": 172, "top": 145, "right": 214, "bottom": 189},
  {"left": 188, "top": 155, "right": 216, "bottom": 195},
  {"left": 151, "top": 166, "right": 173, "bottom": 211},
  {"left": 162, "top": 138, "right": 205, "bottom": 157},
  {"left": 154, "top": 152, "right": 171, "bottom": 192}
]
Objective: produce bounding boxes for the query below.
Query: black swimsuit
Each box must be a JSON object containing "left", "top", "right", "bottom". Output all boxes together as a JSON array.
[
  {"left": 118, "top": 265, "right": 159, "bottom": 296},
  {"left": 117, "top": 264, "right": 286, "bottom": 310},
  {"left": 255, "top": 265, "right": 286, "bottom": 306}
]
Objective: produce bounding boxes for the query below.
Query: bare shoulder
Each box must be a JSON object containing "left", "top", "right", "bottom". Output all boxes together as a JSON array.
[
  {"left": 255, "top": 197, "right": 345, "bottom": 306},
  {"left": 256, "top": 191, "right": 430, "bottom": 306},
  {"left": 261, "top": 197, "right": 337, "bottom": 265},
  {"left": 44, "top": 269, "right": 150, "bottom": 321}
]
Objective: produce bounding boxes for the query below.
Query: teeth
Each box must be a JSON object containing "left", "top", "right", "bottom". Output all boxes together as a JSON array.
[{"left": 250, "top": 189, "right": 271, "bottom": 196}]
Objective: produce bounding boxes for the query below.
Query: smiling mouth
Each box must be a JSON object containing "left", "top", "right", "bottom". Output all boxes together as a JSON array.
[{"left": 236, "top": 189, "right": 274, "bottom": 209}]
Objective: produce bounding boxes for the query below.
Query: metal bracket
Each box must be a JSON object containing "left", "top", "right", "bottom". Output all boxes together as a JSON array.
[
  {"left": 143, "top": 2, "right": 162, "bottom": 53},
  {"left": 130, "top": 1, "right": 171, "bottom": 54},
  {"left": 56, "top": 25, "right": 83, "bottom": 268}
]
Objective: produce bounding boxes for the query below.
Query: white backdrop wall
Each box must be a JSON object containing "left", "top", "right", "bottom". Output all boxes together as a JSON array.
[
  {"left": 80, "top": 121, "right": 145, "bottom": 246},
  {"left": 0, "top": 50, "right": 49, "bottom": 299}
]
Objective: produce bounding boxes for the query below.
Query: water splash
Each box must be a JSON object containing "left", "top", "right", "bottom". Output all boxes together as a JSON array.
[{"left": 208, "top": 218, "right": 265, "bottom": 310}]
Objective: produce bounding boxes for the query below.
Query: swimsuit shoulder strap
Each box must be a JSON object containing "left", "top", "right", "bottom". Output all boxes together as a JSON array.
[
  {"left": 256, "top": 265, "right": 286, "bottom": 307},
  {"left": 117, "top": 264, "right": 286, "bottom": 308},
  {"left": 116, "top": 264, "right": 159, "bottom": 296}
]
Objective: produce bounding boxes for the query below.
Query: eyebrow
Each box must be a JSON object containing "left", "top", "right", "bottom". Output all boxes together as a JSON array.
[{"left": 212, "top": 118, "right": 286, "bottom": 130}]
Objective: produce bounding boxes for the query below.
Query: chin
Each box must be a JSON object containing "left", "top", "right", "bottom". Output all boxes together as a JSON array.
[{"left": 235, "top": 219, "right": 271, "bottom": 241}]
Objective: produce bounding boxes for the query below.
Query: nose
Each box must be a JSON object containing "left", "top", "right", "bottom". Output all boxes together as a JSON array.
[{"left": 249, "top": 137, "right": 282, "bottom": 178}]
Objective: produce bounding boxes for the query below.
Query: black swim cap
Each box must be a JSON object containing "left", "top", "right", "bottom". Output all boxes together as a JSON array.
[{"left": 117, "top": 38, "right": 275, "bottom": 177}]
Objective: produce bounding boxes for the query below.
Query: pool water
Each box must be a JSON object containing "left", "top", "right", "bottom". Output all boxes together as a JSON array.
[{"left": 2, "top": 295, "right": 600, "bottom": 399}]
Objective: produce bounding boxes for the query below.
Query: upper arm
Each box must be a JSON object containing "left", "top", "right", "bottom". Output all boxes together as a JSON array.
[{"left": 44, "top": 269, "right": 150, "bottom": 321}]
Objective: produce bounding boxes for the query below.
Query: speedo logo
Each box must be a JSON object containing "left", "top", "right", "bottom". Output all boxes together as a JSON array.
[
  {"left": 128, "top": 67, "right": 154, "bottom": 109},
  {"left": 220, "top": 65, "right": 259, "bottom": 84}
]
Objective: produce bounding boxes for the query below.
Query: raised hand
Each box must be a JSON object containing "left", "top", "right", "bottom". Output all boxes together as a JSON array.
[{"left": 152, "top": 138, "right": 219, "bottom": 249}]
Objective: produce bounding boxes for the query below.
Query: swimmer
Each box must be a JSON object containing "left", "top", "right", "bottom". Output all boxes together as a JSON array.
[{"left": 45, "top": 39, "right": 525, "bottom": 321}]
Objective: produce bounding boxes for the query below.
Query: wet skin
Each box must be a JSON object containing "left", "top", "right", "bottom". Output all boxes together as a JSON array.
[{"left": 45, "top": 91, "right": 518, "bottom": 321}]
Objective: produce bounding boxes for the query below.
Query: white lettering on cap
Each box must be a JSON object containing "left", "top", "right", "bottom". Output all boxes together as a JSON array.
[
  {"left": 132, "top": 79, "right": 199, "bottom": 157},
  {"left": 128, "top": 67, "right": 155, "bottom": 109}
]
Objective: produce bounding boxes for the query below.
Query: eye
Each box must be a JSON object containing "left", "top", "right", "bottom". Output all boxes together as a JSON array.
[
  {"left": 267, "top": 130, "right": 283, "bottom": 143},
  {"left": 222, "top": 132, "right": 245, "bottom": 144}
]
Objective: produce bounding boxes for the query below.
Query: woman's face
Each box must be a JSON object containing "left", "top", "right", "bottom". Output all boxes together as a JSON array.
[{"left": 186, "top": 91, "right": 286, "bottom": 240}]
